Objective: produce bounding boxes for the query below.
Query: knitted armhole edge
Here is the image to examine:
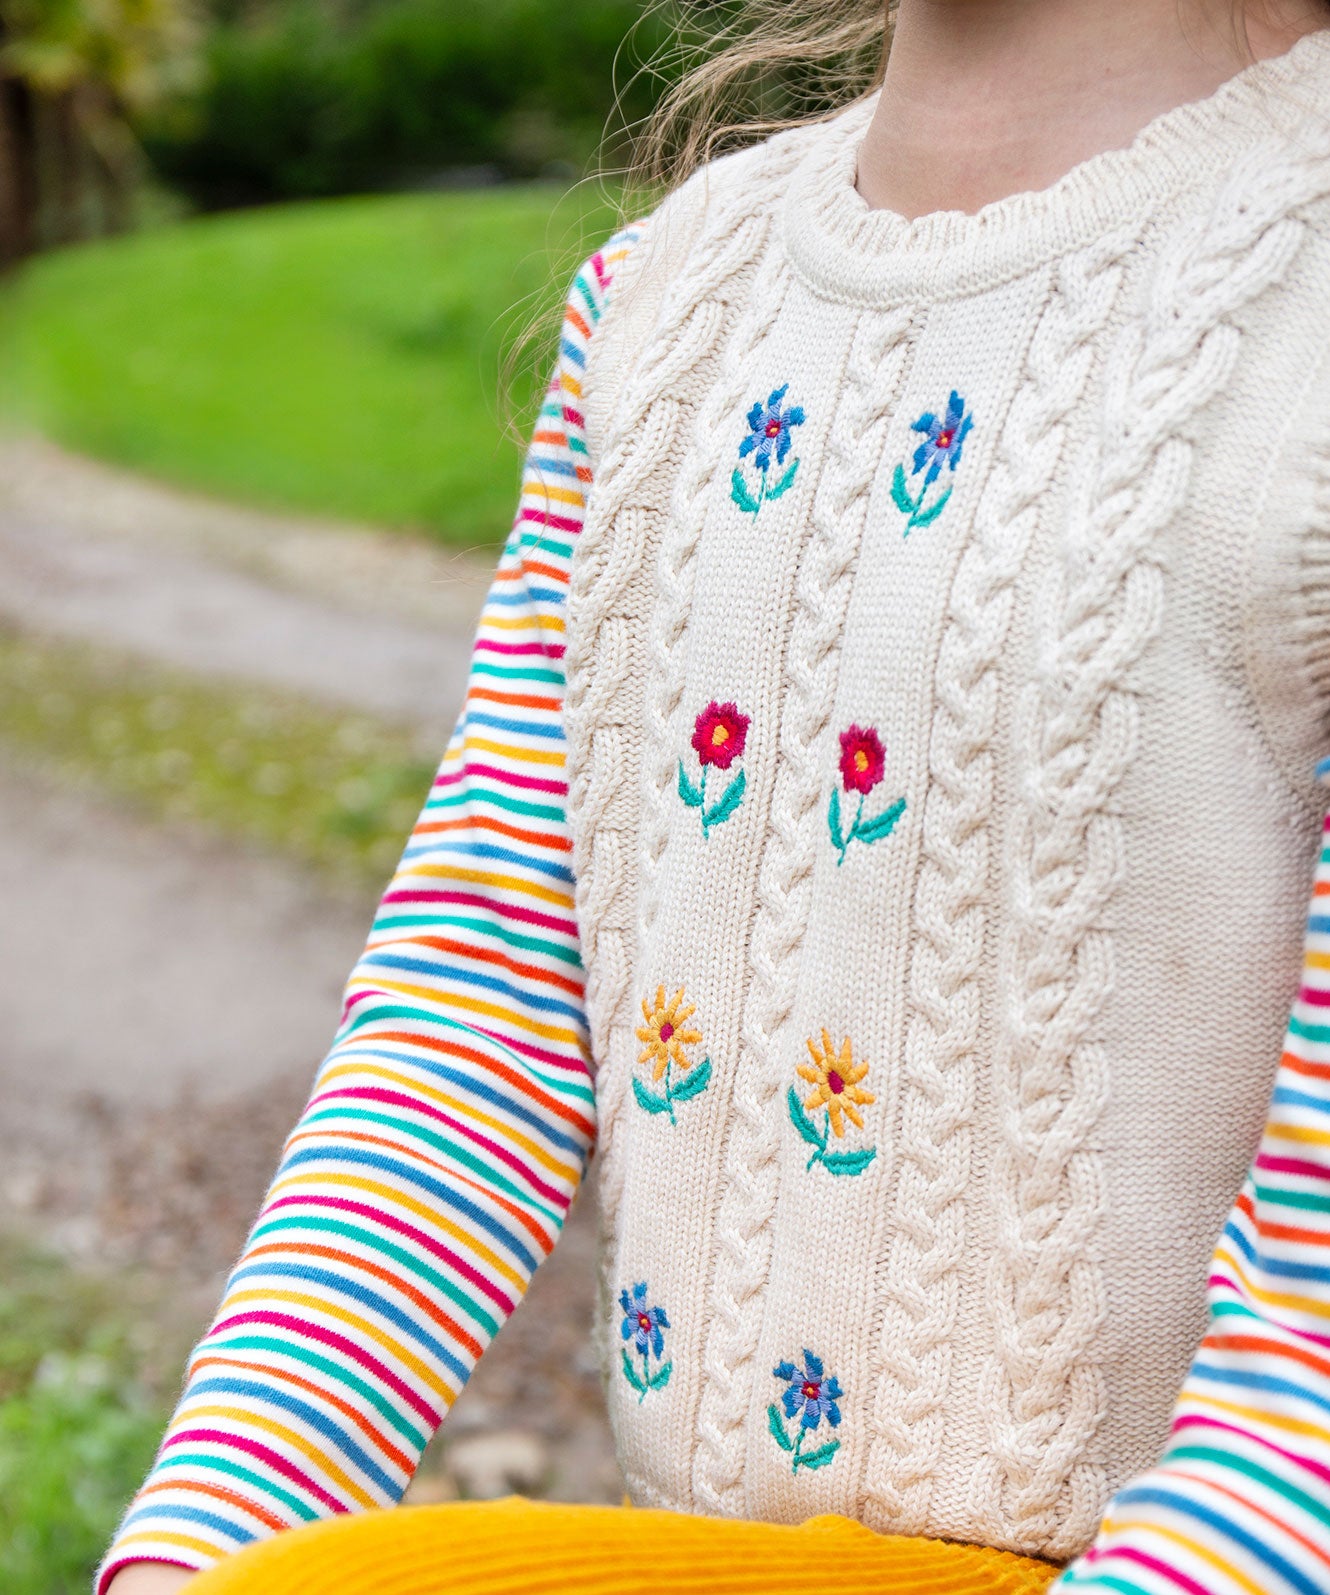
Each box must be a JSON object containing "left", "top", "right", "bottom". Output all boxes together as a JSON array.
[{"left": 977, "top": 126, "right": 1330, "bottom": 1560}]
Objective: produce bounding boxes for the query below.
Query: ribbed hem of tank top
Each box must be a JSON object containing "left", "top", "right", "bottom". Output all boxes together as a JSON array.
[
  {"left": 1298, "top": 424, "right": 1330, "bottom": 732},
  {"left": 782, "top": 27, "right": 1330, "bottom": 304}
]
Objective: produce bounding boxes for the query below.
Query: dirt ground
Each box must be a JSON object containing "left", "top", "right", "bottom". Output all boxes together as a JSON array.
[{"left": 0, "top": 437, "right": 621, "bottom": 1506}]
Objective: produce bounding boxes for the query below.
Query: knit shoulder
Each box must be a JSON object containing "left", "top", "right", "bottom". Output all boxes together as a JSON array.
[{"left": 581, "top": 108, "right": 851, "bottom": 460}]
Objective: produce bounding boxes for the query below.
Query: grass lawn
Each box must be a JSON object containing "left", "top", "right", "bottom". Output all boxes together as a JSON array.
[
  {"left": 0, "top": 626, "right": 438, "bottom": 889},
  {"left": 0, "top": 185, "right": 620, "bottom": 547},
  {"left": 0, "top": 1239, "right": 181, "bottom": 1595}
]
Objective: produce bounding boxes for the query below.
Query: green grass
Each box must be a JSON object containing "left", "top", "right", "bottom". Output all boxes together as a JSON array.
[
  {"left": 0, "top": 1241, "right": 179, "bottom": 1595},
  {"left": 0, "top": 627, "right": 437, "bottom": 888},
  {"left": 0, "top": 185, "right": 620, "bottom": 546}
]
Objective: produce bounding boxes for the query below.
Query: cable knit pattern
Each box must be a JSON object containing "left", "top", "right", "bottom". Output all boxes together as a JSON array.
[
  {"left": 102, "top": 36, "right": 1330, "bottom": 1591},
  {"left": 980, "top": 124, "right": 1330, "bottom": 1560},
  {"left": 693, "top": 304, "right": 916, "bottom": 1513},
  {"left": 565, "top": 208, "right": 760, "bottom": 1070},
  {"left": 636, "top": 241, "right": 794, "bottom": 952},
  {"left": 564, "top": 138, "right": 813, "bottom": 1397},
  {"left": 867, "top": 236, "right": 1130, "bottom": 1535}
]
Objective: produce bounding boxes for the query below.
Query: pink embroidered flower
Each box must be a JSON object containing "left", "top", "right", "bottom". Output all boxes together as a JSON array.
[
  {"left": 838, "top": 725, "right": 885, "bottom": 794},
  {"left": 692, "top": 702, "right": 750, "bottom": 771}
]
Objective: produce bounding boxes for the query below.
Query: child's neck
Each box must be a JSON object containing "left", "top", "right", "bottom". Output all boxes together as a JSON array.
[{"left": 857, "top": 0, "right": 1326, "bottom": 219}]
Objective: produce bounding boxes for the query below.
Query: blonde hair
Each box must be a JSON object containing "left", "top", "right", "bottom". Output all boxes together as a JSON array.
[
  {"left": 503, "top": 1, "right": 890, "bottom": 453},
  {"left": 619, "top": 0, "right": 890, "bottom": 207}
]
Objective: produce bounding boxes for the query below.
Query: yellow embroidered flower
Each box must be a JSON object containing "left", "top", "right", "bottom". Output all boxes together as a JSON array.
[
  {"left": 798, "top": 1031, "right": 875, "bottom": 1139},
  {"left": 636, "top": 986, "right": 704, "bottom": 1082}
]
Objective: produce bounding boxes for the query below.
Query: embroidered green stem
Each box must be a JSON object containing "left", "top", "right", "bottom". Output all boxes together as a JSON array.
[
  {"left": 891, "top": 463, "right": 953, "bottom": 535},
  {"left": 828, "top": 786, "right": 907, "bottom": 865},
  {"left": 766, "top": 1402, "right": 842, "bottom": 1472},
  {"left": 786, "top": 1086, "right": 877, "bottom": 1178},
  {"left": 632, "top": 1055, "right": 714, "bottom": 1123},
  {"left": 731, "top": 458, "right": 800, "bottom": 517},
  {"left": 620, "top": 1347, "right": 673, "bottom": 1402},
  {"left": 679, "top": 760, "right": 747, "bottom": 839}
]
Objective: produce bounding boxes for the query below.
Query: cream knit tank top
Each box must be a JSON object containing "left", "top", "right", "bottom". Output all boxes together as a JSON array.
[{"left": 563, "top": 31, "right": 1330, "bottom": 1559}]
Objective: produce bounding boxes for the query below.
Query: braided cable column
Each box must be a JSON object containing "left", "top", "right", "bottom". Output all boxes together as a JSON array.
[
  {"left": 693, "top": 304, "right": 917, "bottom": 1515},
  {"left": 867, "top": 238, "right": 1128, "bottom": 1535},
  {"left": 979, "top": 137, "right": 1330, "bottom": 1559},
  {"left": 566, "top": 212, "right": 770, "bottom": 1067},
  {"left": 563, "top": 141, "right": 812, "bottom": 1374},
  {"left": 637, "top": 238, "right": 794, "bottom": 952}
]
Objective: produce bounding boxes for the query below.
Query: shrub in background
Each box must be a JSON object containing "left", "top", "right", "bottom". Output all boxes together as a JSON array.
[{"left": 140, "top": 0, "right": 669, "bottom": 207}]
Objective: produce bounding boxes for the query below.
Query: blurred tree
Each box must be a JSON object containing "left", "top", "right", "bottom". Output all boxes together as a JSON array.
[{"left": 0, "top": 0, "right": 197, "bottom": 261}]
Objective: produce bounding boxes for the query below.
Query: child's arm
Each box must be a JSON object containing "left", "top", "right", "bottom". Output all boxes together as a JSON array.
[
  {"left": 1058, "top": 779, "right": 1330, "bottom": 1595},
  {"left": 97, "top": 224, "right": 642, "bottom": 1594}
]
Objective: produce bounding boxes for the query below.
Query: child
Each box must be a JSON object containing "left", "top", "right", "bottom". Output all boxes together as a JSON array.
[{"left": 103, "top": 1, "right": 1330, "bottom": 1591}]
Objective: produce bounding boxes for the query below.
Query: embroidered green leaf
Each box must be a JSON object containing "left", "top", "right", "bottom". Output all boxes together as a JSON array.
[
  {"left": 677, "top": 761, "right": 704, "bottom": 808},
  {"left": 891, "top": 463, "right": 917, "bottom": 517},
  {"left": 908, "top": 487, "right": 952, "bottom": 532},
  {"left": 647, "top": 1360, "right": 674, "bottom": 1391},
  {"left": 632, "top": 1076, "right": 673, "bottom": 1116},
  {"left": 822, "top": 1147, "right": 878, "bottom": 1177},
  {"left": 767, "top": 1404, "right": 794, "bottom": 1452},
  {"left": 828, "top": 786, "right": 845, "bottom": 854},
  {"left": 730, "top": 469, "right": 760, "bottom": 515},
  {"left": 856, "top": 797, "right": 907, "bottom": 843},
  {"left": 766, "top": 458, "right": 799, "bottom": 501},
  {"left": 703, "top": 768, "right": 746, "bottom": 829},
  {"left": 621, "top": 1350, "right": 646, "bottom": 1393},
  {"left": 796, "top": 1440, "right": 840, "bottom": 1471},
  {"left": 786, "top": 1086, "right": 825, "bottom": 1149},
  {"left": 670, "top": 1055, "right": 713, "bottom": 1103}
]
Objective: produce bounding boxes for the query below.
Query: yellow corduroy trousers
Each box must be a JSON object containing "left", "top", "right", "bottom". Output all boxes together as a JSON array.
[{"left": 186, "top": 1498, "right": 1062, "bottom": 1595}]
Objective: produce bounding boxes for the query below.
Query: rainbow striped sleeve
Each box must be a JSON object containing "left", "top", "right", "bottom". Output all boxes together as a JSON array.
[
  {"left": 97, "top": 223, "right": 642, "bottom": 1593},
  {"left": 1060, "top": 789, "right": 1330, "bottom": 1595}
]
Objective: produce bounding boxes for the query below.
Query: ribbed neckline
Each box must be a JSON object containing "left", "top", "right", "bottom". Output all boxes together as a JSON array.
[{"left": 783, "top": 28, "right": 1330, "bottom": 304}]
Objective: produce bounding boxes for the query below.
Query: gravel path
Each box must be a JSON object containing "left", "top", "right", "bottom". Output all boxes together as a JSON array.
[
  {"left": 0, "top": 437, "right": 492, "bottom": 737},
  {"left": 0, "top": 439, "right": 619, "bottom": 1503}
]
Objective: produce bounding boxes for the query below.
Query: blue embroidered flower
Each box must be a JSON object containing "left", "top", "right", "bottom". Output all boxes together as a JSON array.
[
  {"left": 620, "top": 1282, "right": 670, "bottom": 1358},
  {"left": 618, "top": 1282, "right": 673, "bottom": 1402},
  {"left": 739, "top": 384, "right": 805, "bottom": 471},
  {"left": 892, "top": 388, "right": 976, "bottom": 535},
  {"left": 911, "top": 390, "right": 974, "bottom": 485},
  {"left": 775, "top": 1351, "right": 843, "bottom": 1431},
  {"left": 767, "top": 1349, "right": 844, "bottom": 1471},
  {"left": 732, "top": 384, "right": 806, "bottom": 515}
]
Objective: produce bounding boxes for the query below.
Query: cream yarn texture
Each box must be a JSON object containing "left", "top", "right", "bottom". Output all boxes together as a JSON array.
[{"left": 568, "top": 32, "right": 1330, "bottom": 1559}]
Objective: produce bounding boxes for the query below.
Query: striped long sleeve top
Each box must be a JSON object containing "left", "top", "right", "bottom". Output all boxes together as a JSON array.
[
  {"left": 101, "top": 219, "right": 1330, "bottom": 1595},
  {"left": 97, "top": 224, "right": 640, "bottom": 1591}
]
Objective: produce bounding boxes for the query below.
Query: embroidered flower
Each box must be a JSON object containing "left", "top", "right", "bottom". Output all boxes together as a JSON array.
[
  {"left": 619, "top": 1282, "right": 673, "bottom": 1402},
  {"left": 787, "top": 1031, "right": 878, "bottom": 1177},
  {"left": 838, "top": 724, "right": 885, "bottom": 795},
  {"left": 637, "top": 985, "right": 703, "bottom": 1083},
  {"left": 891, "top": 389, "right": 975, "bottom": 534},
  {"left": 800, "top": 1031, "right": 875, "bottom": 1139},
  {"left": 633, "top": 985, "right": 713, "bottom": 1122},
  {"left": 767, "top": 1351, "right": 844, "bottom": 1471},
  {"left": 739, "top": 384, "right": 805, "bottom": 472},
  {"left": 828, "top": 723, "right": 906, "bottom": 864},
  {"left": 620, "top": 1282, "right": 670, "bottom": 1357},
  {"left": 732, "top": 384, "right": 806, "bottom": 515},
  {"left": 691, "top": 700, "right": 749, "bottom": 772},
  {"left": 777, "top": 1352, "right": 843, "bottom": 1430},
  {"left": 679, "top": 701, "right": 750, "bottom": 837},
  {"left": 912, "top": 390, "right": 974, "bottom": 485}
]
